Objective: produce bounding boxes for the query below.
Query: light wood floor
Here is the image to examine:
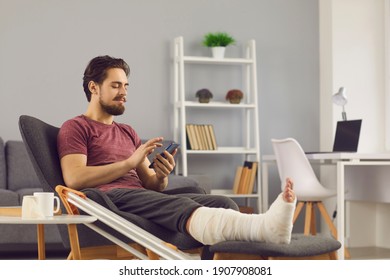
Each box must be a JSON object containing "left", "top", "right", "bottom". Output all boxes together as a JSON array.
[{"left": 348, "top": 247, "right": 390, "bottom": 260}]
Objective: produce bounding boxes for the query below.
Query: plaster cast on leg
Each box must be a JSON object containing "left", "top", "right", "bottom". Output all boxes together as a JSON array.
[
  {"left": 188, "top": 193, "right": 296, "bottom": 245},
  {"left": 188, "top": 207, "right": 241, "bottom": 245},
  {"left": 260, "top": 193, "right": 296, "bottom": 244}
]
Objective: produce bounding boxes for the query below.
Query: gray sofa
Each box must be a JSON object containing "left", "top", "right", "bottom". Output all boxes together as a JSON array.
[
  {"left": 0, "top": 138, "right": 64, "bottom": 254},
  {"left": 0, "top": 137, "right": 201, "bottom": 256}
]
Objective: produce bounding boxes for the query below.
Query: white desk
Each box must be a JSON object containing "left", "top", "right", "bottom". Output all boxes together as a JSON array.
[
  {"left": 0, "top": 214, "right": 97, "bottom": 259},
  {"left": 262, "top": 152, "right": 390, "bottom": 260}
]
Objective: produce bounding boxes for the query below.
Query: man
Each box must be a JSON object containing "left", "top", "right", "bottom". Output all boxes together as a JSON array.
[{"left": 57, "top": 55, "right": 296, "bottom": 246}]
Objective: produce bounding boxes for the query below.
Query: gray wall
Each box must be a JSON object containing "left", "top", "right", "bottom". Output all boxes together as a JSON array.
[{"left": 0, "top": 0, "right": 319, "bottom": 204}]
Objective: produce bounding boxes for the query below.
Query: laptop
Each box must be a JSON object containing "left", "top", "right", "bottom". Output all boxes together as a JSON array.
[{"left": 305, "top": 119, "right": 362, "bottom": 154}]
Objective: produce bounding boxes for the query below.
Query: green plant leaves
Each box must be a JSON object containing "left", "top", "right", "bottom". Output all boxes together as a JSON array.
[{"left": 203, "top": 32, "right": 235, "bottom": 47}]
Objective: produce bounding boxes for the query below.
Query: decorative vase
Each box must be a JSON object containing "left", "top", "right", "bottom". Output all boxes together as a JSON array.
[
  {"left": 196, "top": 88, "right": 213, "bottom": 103},
  {"left": 211, "top": 47, "right": 225, "bottom": 59},
  {"left": 226, "top": 89, "right": 243, "bottom": 104},
  {"left": 198, "top": 97, "right": 211, "bottom": 103},
  {"left": 228, "top": 98, "right": 241, "bottom": 104}
]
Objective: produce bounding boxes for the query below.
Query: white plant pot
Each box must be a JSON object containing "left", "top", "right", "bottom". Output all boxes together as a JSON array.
[{"left": 211, "top": 47, "right": 226, "bottom": 59}]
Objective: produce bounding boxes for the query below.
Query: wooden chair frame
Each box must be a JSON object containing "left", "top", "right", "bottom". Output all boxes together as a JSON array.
[{"left": 56, "top": 185, "right": 195, "bottom": 260}]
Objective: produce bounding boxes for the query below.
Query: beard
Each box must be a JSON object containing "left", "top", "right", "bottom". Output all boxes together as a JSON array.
[{"left": 99, "top": 97, "right": 125, "bottom": 116}]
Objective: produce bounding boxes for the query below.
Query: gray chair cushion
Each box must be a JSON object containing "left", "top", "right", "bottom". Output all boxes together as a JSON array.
[
  {"left": 209, "top": 234, "right": 341, "bottom": 258},
  {"left": 0, "top": 137, "right": 6, "bottom": 190},
  {"left": 5, "top": 141, "right": 41, "bottom": 191}
]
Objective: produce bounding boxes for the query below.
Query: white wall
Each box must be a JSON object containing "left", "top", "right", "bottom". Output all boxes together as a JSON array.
[
  {"left": 320, "top": 0, "right": 386, "bottom": 152},
  {"left": 0, "top": 0, "right": 320, "bottom": 198},
  {"left": 320, "top": 0, "right": 389, "bottom": 248}
]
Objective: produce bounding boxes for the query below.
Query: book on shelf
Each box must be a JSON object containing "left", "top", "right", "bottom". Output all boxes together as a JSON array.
[
  {"left": 0, "top": 206, "right": 22, "bottom": 217},
  {"left": 207, "top": 125, "right": 217, "bottom": 150},
  {"left": 232, "top": 161, "right": 258, "bottom": 194},
  {"left": 197, "top": 125, "right": 207, "bottom": 150},
  {"left": 246, "top": 161, "right": 258, "bottom": 194},
  {"left": 0, "top": 206, "right": 62, "bottom": 217},
  {"left": 185, "top": 124, "right": 217, "bottom": 150},
  {"left": 186, "top": 124, "right": 197, "bottom": 150},
  {"left": 232, "top": 166, "right": 243, "bottom": 194},
  {"left": 236, "top": 161, "right": 251, "bottom": 194},
  {"left": 194, "top": 125, "right": 203, "bottom": 149},
  {"left": 203, "top": 125, "right": 212, "bottom": 150}
]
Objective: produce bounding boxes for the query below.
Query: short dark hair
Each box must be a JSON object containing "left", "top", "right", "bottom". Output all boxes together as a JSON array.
[{"left": 83, "top": 55, "right": 130, "bottom": 102}]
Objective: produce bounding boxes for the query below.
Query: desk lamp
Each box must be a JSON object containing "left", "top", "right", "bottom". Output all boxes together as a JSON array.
[{"left": 332, "top": 87, "right": 348, "bottom": 121}]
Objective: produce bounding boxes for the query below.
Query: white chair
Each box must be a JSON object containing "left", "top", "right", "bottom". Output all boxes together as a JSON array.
[{"left": 271, "top": 138, "right": 339, "bottom": 239}]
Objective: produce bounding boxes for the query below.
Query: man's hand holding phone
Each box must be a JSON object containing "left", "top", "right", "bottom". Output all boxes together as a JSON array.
[{"left": 149, "top": 142, "right": 180, "bottom": 169}]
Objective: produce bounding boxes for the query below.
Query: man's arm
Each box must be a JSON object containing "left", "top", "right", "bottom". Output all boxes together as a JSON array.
[{"left": 60, "top": 137, "right": 163, "bottom": 190}]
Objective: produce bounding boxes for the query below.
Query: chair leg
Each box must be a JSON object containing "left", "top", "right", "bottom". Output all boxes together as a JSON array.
[
  {"left": 328, "top": 250, "right": 338, "bottom": 260},
  {"left": 293, "top": 201, "right": 350, "bottom": 259},
  {"left": 304, "top": 202, "right": 313, "bottom": 235},
  {"left": 310, "top": 204, "right": 317, "bottom": 235},
  {"left": 317, "top": 202, "right": 350, "bottom": 259},
  {"left": 67, "top": 224, "right": 82, "bottom": 260},
  {"left": 316, "top": 202, "right": 337, "bottom": 238},
  {"left": 293, "top": 202, "right": 305, "bottom": 223}
]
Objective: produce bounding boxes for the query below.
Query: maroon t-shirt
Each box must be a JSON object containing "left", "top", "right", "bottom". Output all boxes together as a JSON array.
[{"left": 57, "top": 115, "right": 144, "bottom": 191}]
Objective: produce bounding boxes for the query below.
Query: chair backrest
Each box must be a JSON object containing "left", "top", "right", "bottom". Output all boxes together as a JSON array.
[
  {"left": 271, "top": 138, "right": 325, "bottom": 199},
  {"left": 18, "top": 115, "right": 65, "bottom": 193}
]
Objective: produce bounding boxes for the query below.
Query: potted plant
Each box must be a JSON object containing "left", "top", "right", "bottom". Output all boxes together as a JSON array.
[
  {"left": 226, "top": 89, "right": 244, "bottom": 104},
  {"left": 202, "top": 32, "right": 235, "bottom": 59},
  {"left": 195, "top": 88, "right": 213, "bottom": 103}
]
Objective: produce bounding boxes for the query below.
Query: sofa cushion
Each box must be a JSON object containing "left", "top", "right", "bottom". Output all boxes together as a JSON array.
[
  {"left": 0, "top": 224, "right": 63, "bottom": 244},
  {"left": 167, "top": 174, "right": 200, "bottom": 190},
  {"left": 0, "top": 138, "right": 6, "bottom": 190},
  {"left": 0, "top": 189, "right": 19, "bottom": 206},
  {"left": 16, "top": 188, "right": 44, "bottom": 205},
  {"left": 5, "top": 141, "right": 41, "bottom": 191}
]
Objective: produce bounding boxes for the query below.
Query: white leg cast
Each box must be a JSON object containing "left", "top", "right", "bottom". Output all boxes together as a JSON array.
[
  {"left": 260, "top": 193, "right": 296, "bottom": 244},
  {"left": 188, "top": 193, "right": 296, "bottom": 245}
]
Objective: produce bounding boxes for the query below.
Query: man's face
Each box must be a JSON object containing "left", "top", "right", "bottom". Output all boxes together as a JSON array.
[{"left": 96, "top": 68, "right": 129, "bottom": 116}]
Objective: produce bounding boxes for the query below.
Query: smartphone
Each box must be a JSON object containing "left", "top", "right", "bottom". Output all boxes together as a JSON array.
[{"left": 149, "top": 142, "right": 180, "bottom": 168}]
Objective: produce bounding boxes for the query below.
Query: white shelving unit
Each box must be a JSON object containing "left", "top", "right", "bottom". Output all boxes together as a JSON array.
[{"left": 172, "top": 36, "right": 262, "bottom": 212}]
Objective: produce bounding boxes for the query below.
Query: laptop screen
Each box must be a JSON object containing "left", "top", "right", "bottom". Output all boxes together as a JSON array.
[{"left": 332, "top": 119, "right": 362, "bottom": 152}]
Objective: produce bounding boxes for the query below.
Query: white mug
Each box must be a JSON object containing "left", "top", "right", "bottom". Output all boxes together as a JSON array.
[
  {"left": 33, "top": 192, "right": 60, "bottom": 217},
  {"left": 22, "top": 195, "right": 43, "bottom": 219}
]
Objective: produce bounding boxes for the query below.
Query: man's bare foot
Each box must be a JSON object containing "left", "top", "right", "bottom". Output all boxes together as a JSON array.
[
  {"left": 262, "top": 177, "right": 296, "bottom": 244},
  {"left": 282, "top": 177, "right": 296, "bottom": 203}
]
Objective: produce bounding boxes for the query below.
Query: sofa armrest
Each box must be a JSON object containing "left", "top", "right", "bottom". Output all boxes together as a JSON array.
[{"left": 164, "top": 175, "right": 206, "bottom": 195}]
